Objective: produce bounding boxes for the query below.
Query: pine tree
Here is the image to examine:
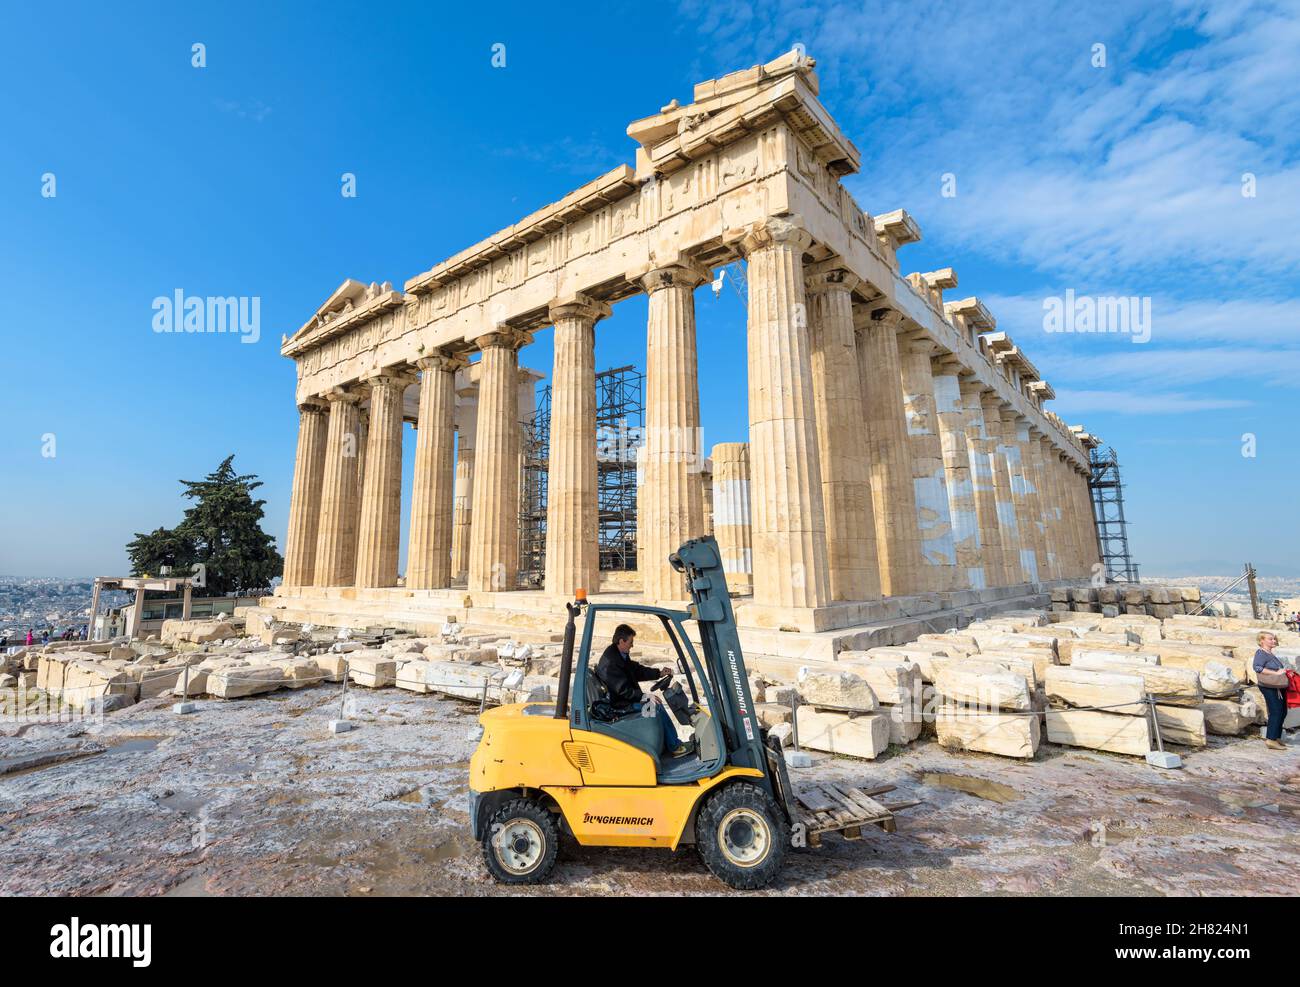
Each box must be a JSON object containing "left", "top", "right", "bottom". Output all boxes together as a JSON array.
[{"left": 126, "top": 455, "right": 283, "bottom": 596}]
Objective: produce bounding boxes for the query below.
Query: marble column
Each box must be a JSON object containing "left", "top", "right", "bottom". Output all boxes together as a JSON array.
[
  {"left": 282, "top": 401, "right": 328, "bottom": 586},
  {"left": 1024, "top": 429, "right": 1056, "bottom": 580},
  {"left": 1052, "top": 451, "right": 1080, "bottom": 578},
  {"left": 960, "top": 381, "right": 1006, "bottom": 587},
  {"left": 313, "top": 388, "right": 363, "bottom": 586},
  {"left": 468, "top": 330, "right": 529, "bottom": 593},
  {"left": 545, "top": 295, "right": 609, "bottom": 598},
  {"left": 857, "top": 309, "right": 923, "bottom": 597},
  {"left": 1074, "top": 465, "right": 1100, "bottom": 576},
  {"left": 740, "top": 217, "right": 831, "bottom": 610},
  {"left": 355, "top": 371, "right": 409, "bottom": 589},
  {"left": 638, "top": 262, "right": 708, "bottom": 602},
  {"left": 711, "top": 442, "right": 753, "bottom": 592},
  {"left": 1041, "top": 437, "right": 1068, "bottom": 580},
  {"left": 1015, "top": 419, "right": 1050, "bottom": 583},
  {"left": 897, "top": 332, "right": 958, "bottom": 591},
  {"left": 1002, "top": 412, "right": 1039, "bottom": 583},
  {"left": 981, "top": 395, "right": 1023, "bottom": 586},
  {"left": 806, "top": 266, "right": 881, "bottom": 602},
  {"left": 407, "top": 354, "right": 461, "bottom": 590},
  {"left": 932, "top": 361, "right": 984, "bottom": 590},
  {"left": 451, "top": 386, "right": 477, "bottom": 583}
]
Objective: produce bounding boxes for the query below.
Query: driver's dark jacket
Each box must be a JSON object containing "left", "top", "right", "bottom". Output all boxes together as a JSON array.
[{"left": 596, "top": 643, "right": 661, "bottom": 706}]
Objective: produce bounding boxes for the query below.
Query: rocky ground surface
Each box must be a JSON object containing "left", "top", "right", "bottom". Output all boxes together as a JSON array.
[{"left": 2, "top": 683, "right": 1296, "bottom": 897}]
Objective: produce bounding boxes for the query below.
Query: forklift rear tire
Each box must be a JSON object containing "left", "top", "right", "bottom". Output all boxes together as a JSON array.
[
  {"left": 482, "top": 798, "right": 560, "bottom": 885},
  {"left": 695, "top": 782, "right": 786, "bottom": 890}
]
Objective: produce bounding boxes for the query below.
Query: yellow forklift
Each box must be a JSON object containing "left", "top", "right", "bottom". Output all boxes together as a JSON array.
[{"left": 468, "top": 536, "right": 907, "bottom": 889}]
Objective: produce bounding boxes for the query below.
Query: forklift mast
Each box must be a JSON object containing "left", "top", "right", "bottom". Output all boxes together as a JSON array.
[{"left": 670, "top": 537, "right": 768, "bottom": 777}]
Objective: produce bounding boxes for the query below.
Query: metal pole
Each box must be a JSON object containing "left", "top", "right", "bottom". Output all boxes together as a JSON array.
[
  {"left": 1246, "top": 563, "right": 1260, "bottom": 621},
  {"left": 789, "top": 692, "right": 800, "bottom": 752},
  {"left": 181, "top": 664, "right": 189, "bottom": 701},
  {"left": 1148, "top": 696, "right": 1165, "bottom": 753}
]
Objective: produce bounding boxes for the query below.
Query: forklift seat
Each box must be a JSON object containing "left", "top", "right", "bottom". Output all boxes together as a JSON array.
[{"left": 586, "top": 665, "right": 665, "bottom": 765}]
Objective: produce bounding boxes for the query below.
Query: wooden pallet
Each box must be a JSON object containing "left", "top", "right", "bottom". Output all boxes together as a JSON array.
[{"left": 792, "top": 782, "right": 915, "bottom": 845}]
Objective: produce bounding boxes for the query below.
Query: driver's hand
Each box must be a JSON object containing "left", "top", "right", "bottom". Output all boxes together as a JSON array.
[{"left": 661, "top": 668, "right": 675, "bottom": 679}]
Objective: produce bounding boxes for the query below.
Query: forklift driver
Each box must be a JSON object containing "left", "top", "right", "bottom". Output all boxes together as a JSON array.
[{"left": 596, "top": 624, "right": 688, "bottom": 757}]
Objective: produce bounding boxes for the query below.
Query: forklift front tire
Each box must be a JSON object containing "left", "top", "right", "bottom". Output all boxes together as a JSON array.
[
  {"left": 481, "top": 797, "right": 560, "bottom": 885},
  {"left": 695, "top": 782, "right": 787, "bottom": 890}
]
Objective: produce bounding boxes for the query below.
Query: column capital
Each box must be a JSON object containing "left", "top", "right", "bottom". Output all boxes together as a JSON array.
[
  {"left": 473, "top": 328, "right": 532, "bottom": 352},
  {"left": 548, "top": 292, "right": 612, "bottom": 325},
  {"left": 414, "top": 350, "right": 468, "bottom": 373},
  {"left": 324, "top": 385, "right": 364, "bottom": 405},
  {"left": 297, "top": 398, "right": 328, "bottom": 415},
  {"left": 637, "top": 262, "right": 710, "bottom": 295},
  {"left": 360, "top": 367, "right": 417, "bottom": 391},
  {"left": 855, "top": 306, "right": 905, "bottom": 335},
  {"left": 804, "top": 260, "right": 860, "bottom": 296},
  {"left": 736, "top": 214, "right": 812, "bottom": 257}
]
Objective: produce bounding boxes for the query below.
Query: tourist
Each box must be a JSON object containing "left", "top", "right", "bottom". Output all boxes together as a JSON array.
[
  {"left": 40, "top": 629, "right": 49, "bottom": 645},
  {"left": 1254, "top": 631, "right": 1291, "bottom": 751},
  {"left": 24, "top": 628, "right": 33, "bottom": 647}
]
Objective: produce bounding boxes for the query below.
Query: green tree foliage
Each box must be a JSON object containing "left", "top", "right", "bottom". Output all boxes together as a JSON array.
[{"left": 125, "top": 455, "right": 283, "bottom": 596}]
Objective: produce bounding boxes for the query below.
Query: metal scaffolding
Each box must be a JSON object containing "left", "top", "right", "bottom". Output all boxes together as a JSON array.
[
  {"left": 1088, "top": 444, "right": 1140, "bottom": 583},
  {"left": 519, "top": 364, "right": 644, "bottom": 586}
]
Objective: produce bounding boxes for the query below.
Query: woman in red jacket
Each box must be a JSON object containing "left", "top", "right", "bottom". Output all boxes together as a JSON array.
[{"left": 1254, "top": 632, "right": 1291, "bottom": 751}]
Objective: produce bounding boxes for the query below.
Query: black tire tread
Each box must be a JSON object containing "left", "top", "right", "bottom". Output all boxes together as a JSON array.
[
  {"left": 481, "top": 797, "right": 560, "bottom": 885},
  {"left": 695, "top": 782, "right": 787, "bottom": 890}
]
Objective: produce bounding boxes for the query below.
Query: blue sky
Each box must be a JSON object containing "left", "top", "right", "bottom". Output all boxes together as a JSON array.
[{"left": 1, "top": 0, "right": 1296, "bottom": 578}]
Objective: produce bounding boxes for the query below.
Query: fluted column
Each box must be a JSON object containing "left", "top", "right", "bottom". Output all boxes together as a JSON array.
[
  {"left": 1024, "top": 429, "right": 1056, "bottom": 580},
  {"left": 932, "top": 361, "right": 984, "bottom": 590},
  {"left": 740, "top": 216, "right": 830, "bottom": 610},
  {"left": 451, "top": 388, "right": 477, "bottom": 583},
  {"left": 1073, "top": 464, "right": 1100, "bottom": 576},
  {"left": 857, "top": 309, "right": 923, "bottom": 596},
  {"left": 999, "top": 411, "right": 1039, "bottom": 582},
  {"left": 897, "top": 333, "right": 958, "bottom": 591},
  {"left": 981, "top": 396, "right": 1023, "bottom": 585},
  {"left": 1052, "top": 450, "right": 1081, "bottom": 578},
  {"left": 468, "top": 330, "right": 529, "bottom": 592},
  {"left": 638, "top": 262, "right": 708, "bottom": 602},
  {"left": 407, "top": 354, "right": 461, "bottom": 589},
  {"left": 545, "top": 295, "right": 609, "bottom": 598},
  {"left": 806, "top": 266, "right": 880, "bottom": 602},
  {"left": 1014, "top": 419, "right": 1050, "bottom": 583},
  {"left": 355, "top": 371, "right": 409, "bottom": 588},
  {"left": 712, "top": 443, "right": 752, "bottom": 592},
  {"left": 282, "top": 401, "right": 328, "bottom": 587},
  {"left": 959, "top": 382, "right": 1006, "bottom": 587},
  {"left": 313, "top": 388, "right": 363, "bottom": 586},
  {"left": 1050, "top": 439, "right": 1071, "bottom": 579}
]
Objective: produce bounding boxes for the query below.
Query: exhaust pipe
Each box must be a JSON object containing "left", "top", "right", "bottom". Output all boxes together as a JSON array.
[{"left": 554, "top": 589, "right": 586, "bottom": 719}]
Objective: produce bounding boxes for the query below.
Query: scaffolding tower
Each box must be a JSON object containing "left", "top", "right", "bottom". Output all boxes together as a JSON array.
[
  {"left": 519, "top": 364, "right": 644, "bottom": 586},
  {"left": 1088, "top": 444, "right": 1140, "bottom": 583}
]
